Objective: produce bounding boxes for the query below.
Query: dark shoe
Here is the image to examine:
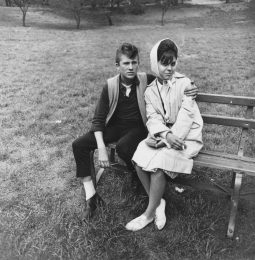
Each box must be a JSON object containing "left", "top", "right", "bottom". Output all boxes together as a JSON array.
[{"left": 83, "top": 193, "right": 105, "bottom": 220}]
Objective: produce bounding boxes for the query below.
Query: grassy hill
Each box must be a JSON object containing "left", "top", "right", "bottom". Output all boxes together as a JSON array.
[{"left": 0, "top": 2, "right": 255, "bottom": 259}]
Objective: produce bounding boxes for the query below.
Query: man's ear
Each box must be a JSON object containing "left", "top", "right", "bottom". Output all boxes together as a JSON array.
[{"left": 116, "top": 63, "right": 120, "bottom": 71}]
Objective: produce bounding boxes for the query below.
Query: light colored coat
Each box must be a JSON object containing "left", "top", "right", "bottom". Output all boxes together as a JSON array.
[
  {"left": 145, "top": 73, "right": 203, "bottom": 148},
  {"left": 132, "top": 73, "right": 203, "bottom": 175}
]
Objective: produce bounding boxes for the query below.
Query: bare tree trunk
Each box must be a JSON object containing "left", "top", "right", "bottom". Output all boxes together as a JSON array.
[
  {"left": 13, "top": 0, "right": 29, "bottom": 26},
  {"left": 116, "top": 0, "right": 120, "bottom": 8},
  {"left": 161, "top": 8, "right": 165, "bottom": 26},
  {"left": 74, "top": 11, "right": 81, "bottom": 29},
  {"left": 22, "top": 10, "right": 27, "bottom": 26},
  {"left": 105, "top": 12, "right": 113, "bottom": 26},
  {"left": 76, "top": 17, "right": 81, "bottom": 29},
  {"left": 5, "top": 0, "right": 11, "bottom": 6},
  {"left": 110, "top": 0, "right": 114, "bottom": 9},
  {"left": 160, "top": 1, "right": 170, "bottom": 26}
]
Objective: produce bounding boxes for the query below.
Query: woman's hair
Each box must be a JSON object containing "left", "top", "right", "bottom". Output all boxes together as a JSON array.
[
  {"left": 115, "top": 43, "right": 139, "bottom": 64},
  {"left": 157, "top": 39, "right": 178, "bottom": 65}
]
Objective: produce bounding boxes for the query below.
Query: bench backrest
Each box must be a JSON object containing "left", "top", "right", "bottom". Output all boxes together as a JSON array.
[
  {"left": 196, "top": 93, "right": 255, "bottom": 129},
  {"left": 196, "top": 93, "right": 255, "bottom": 157}
]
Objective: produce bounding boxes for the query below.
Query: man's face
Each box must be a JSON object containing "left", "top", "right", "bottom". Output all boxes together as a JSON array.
[
  {"left": 116, "top": 54, "right": 139, "bottom": 79},
  {"left": 158, "top": 57, "right": 177, "bottom": 80}
]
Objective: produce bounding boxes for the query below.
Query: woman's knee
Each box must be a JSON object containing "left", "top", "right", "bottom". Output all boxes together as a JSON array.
[
  {"left": 135, "top": 164, "right": 147, "bottom": 175},
  {"left": 135, "top": 164, "right": 141, "bottom": 171},
  {"left": 153, "top": 170, "right": 166, "bottom": 179}
]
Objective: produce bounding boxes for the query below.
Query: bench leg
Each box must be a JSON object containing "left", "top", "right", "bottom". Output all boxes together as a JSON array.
[
  {"left": 89, "top": 151, "right": 97, "bottom": 188},
  {"left": 90, "top": 147, "right": 117, "bottom": 187},
  {"left": 90, "top": 150, "right": 108, "bottom": 187},
  {"left": 110, "top": 147, "right": 116, "bottom": 163},
  {"left": 227, "top": 172, "right": 243, "bottom": 238}
]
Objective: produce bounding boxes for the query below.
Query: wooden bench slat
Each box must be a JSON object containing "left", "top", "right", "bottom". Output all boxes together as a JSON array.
[
  {"left": 199, "top": 151, "right": 255, "bottom": 163},
  {"left": 202, "top": 114, "right": 255, "bottom": 129},
  {"left": 197, "top": 93, "right": 255, "bottom": 107},
  {"left": 194, "top": 152, "right": 255, "bottom": 176}
]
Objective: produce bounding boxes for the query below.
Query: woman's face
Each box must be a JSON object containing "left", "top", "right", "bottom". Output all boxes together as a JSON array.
[{"left": 157, "top": 57, "right": 177, "bottom": 80}]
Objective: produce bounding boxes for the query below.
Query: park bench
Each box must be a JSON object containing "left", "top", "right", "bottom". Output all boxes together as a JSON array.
[{"left": 90, "top": 93, "right": 255, "bottom": 238}]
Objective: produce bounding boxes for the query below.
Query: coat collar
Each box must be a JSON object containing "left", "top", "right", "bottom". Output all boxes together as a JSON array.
[{"left": 148, "top": 72, "right": 185, "bottom": 88}]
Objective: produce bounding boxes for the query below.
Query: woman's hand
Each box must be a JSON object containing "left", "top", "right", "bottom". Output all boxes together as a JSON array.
[
  {"left": 98, "top": 147, "right": 110, "bottom": 168},
  {"left": 184, "top": 82, "right": 198, "bottom": 99},
  {"left": 166, "top": 133, "right": 187, "bottom": 150}
]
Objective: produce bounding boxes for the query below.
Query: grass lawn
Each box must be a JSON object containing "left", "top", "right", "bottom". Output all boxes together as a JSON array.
[{"left": 0, "top": 1, "right": 255, "bottom": 259}]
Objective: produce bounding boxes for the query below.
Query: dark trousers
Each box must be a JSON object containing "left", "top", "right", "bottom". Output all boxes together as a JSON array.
[{"left": 72, "top": 125, "right": 147, "bottom": 178}]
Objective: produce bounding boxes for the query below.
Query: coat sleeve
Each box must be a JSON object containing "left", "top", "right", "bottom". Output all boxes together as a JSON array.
[
  {"left": 170, "top": 77, "right": 203, "bottom": 140},
  {"left": 90, "top": 84, "right": 110, "bottom": 132},
  {"left": 170, "top": 96, "right": 195, "bottom": 139},
  {"left": 145, "top": 90, "right": 170, "bottom": 137}
]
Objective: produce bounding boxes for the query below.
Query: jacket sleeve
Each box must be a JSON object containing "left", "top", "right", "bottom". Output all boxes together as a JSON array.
[
  {"left": 170, "top": 96, "right": 195, "bottom": 139},
  {"left": 170, "top": 77, "right": 203, "bottom": 140},
  {"left": 145, "top": 90, "right": 170, "bottom": 137},
  {"left": 90, "top": 84, "right": 109, "bottom": 132}
]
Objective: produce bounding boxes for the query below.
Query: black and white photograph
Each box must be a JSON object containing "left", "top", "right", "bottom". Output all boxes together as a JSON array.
[{"left": 0, "top": 0, "right": 255, "bottom": 259}]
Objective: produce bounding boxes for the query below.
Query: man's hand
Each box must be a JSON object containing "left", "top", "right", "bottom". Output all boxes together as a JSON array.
[
  {"left": 166, "top": 133, "right": 186, "bottom": 150},
  {"left": 184, "top": 82, "right": 198, "bottom": 100},
  {"left": 98, "top": 147, "right": 110, "bottom": 168}
]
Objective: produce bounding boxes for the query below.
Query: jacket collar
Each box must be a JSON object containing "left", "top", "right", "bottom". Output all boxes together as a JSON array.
[{"left": 148, "top": 72, "right": 185, "bottom": 87}]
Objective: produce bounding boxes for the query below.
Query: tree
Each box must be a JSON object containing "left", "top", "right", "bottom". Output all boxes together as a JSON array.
[
  {"left": 97, "top": 0, "right": 113, "bottom": 26},
  {"left": 65, "top": 0, "right": 85, "bottom": 29},
  {"left": 159, "top": 0, "right": 177, "bottom": 26},
  {"left": 13, "top": 0, "right": 30, "bottom": 26},
  {"left": 5, "top": 0, "right": 12, "bottom": 6},
  {"left": 128, "top": 0, "right": 145, "bottom": 15},
  {"left": 50, "top": 0, "right": 87, "bottom": 29},
  {"left": 57, "top": 0, "right": 90, "bottom": 29},
  {"left": 160, "top": 0, "right": 170, "bottom": 26}
]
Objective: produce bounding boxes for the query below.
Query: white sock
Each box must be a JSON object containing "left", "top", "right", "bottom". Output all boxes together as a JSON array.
[{"left": 83, "top": 180, "right": 96, "bottom": 201}]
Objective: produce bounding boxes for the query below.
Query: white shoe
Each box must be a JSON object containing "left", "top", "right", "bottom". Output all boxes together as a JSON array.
[
  {"left": 125, "top": 214, "right": 154, "bottom": 231},
  {"left": 155, "top": 199, "right": 166, "bottom": 230}
]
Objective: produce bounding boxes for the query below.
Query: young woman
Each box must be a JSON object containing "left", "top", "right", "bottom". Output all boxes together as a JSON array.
[{"left": 125, "top": 39, "right": 203, "bottom": 231}]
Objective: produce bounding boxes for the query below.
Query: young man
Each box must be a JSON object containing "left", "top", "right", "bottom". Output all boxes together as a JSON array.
[{"left": 72, "top": 43, "right": 197, "bottom": 219}]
